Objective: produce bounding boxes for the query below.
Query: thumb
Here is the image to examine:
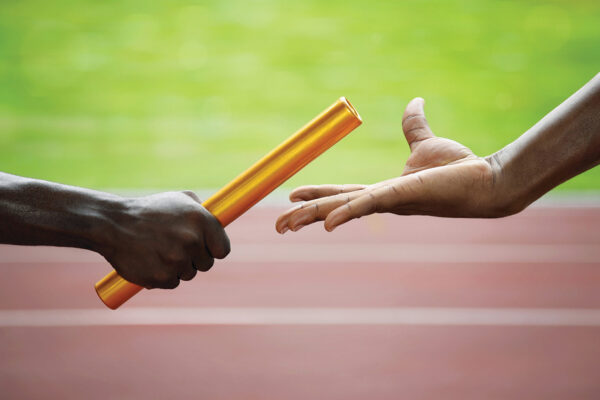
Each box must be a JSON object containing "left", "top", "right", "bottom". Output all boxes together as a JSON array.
[
  {"left": 401, "top": 97, "right": 435, "bottom": 151},
  {"left": 182, "top": 190, "right": 202, "bottom": 204}
]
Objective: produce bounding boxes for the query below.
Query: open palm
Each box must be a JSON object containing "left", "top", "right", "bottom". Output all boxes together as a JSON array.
[{"left": 276, "top": 98, "right": 498, "bottom": 233}]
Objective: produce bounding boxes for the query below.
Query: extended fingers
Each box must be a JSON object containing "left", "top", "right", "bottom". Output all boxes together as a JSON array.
[
  {"left": 276, "top": 189, "right": 367, "bottom": 233},
  {"left": 324, "top": 180, "right": 419, "bottom": 231},
  {"left": 289, "top": 184, "right": 367, "bottom": 202},
  {"left": 323, "top": 188, "right": 384, "bottom": 231},
  {"left": 278, "top": 173, "right": 433, "bottom": 232}
]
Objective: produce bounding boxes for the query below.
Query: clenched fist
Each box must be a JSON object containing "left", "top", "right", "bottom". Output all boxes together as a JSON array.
[{"left": 99, "top": 191, "right": 230, "bottom": 289}]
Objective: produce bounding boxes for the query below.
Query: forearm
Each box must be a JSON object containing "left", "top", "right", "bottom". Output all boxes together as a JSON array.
[
  {"left": 490, "top": 73, "right": 600, "bottom": 213},
  {"left": 0, "top": 172, "right": 125, "bottom": 251}
]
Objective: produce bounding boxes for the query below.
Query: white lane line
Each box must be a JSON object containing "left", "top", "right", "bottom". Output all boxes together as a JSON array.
[
  {"left": 1, "top": 307, "right": 600, "bottom": 327},
  {"left": 2, "top": 244, "right": 600, "bottom": 264}
]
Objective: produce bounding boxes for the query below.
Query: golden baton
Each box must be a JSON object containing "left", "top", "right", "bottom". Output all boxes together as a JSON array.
[{"left": 95, "top": 97, "right": 362, "bottom": 309}]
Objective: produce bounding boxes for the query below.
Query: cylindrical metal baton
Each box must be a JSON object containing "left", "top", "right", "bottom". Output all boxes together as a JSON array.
[{"left": 95, "top": 97, "right": 362, "bottom": 309}]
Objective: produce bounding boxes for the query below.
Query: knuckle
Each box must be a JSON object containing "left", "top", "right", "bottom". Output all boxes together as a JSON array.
[
  {"left": 180, "top": 230, "right": 199, "bottom": 246},
  {"left": 367, "top": 192, "right": 379, "bottom": 213},
  {"left": 179, "top": 268, "right": 197, "bottom": 281},
  {"left": 153, "top": 270, "right": 170, "bottom": 283},
  {"left": 312, "top": 203, "right": 321, "bottom": 217},
  {"left": 186, "top": 207, "right": 205, "bottom": 223},
  {"left": 214, "top": 239, "right": 231, "bottom": 259},
  {"left": 164, "top": 279, "right": 180, "bottom": 289},
  {"left": 402, "top": 117, "right": 427, "bottom": 133},
  {"left": 165, "top": 250, "right": 187, "bottom": 265},
  {"left": 151, "top": 270, "right": 179, "bottom": 289},
  {"left": 196, "top": 257, "right": 215, "bottom": 272},
  {"left": 182, "top": 190, "right": 201, "bottom": 202}
]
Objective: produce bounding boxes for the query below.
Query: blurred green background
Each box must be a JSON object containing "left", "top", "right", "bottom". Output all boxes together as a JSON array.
[{"left": 1, "top": 0, "right": 599, "bottom": 190}]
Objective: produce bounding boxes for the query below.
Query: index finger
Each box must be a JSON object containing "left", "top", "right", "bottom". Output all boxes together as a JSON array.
[
  {"left": 276, "top": 188, "right": 367, "bottom": 233},
  {"left": 289, "top": 184, "right": 367, "bottom": 202},
  {"left": 201, "top": 208, "right": 231, "bottom": 259}
]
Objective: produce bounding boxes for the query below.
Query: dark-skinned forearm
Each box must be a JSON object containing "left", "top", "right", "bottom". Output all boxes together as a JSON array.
[
  {"left": 0, "top": 172, "right": 126, "bottom": 251},
  {"left": 489, "top": 73, "right": 600, "bottom": 214}
]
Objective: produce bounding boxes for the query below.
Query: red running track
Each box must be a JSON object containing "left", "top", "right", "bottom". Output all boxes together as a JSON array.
[{"left": 1, "top": 206, "right": 600, "bottom": 399}]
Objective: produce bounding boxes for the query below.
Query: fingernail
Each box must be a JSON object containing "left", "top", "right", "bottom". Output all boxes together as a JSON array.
[
  {"left": 280, "top": 226, "right": 289, "bottom": 234},
  {"left": 326, "top": 216, "right": 340, "bottom": 231}
]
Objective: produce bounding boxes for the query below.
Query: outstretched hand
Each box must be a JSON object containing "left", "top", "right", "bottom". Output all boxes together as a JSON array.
[{"left": 276, "top": 98, "right": 501, "bottom": 233}]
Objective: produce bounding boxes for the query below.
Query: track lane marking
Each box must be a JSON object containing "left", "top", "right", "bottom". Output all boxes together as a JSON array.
[{"left": 2, "top": 307, "right": 600, "bottom": 327}]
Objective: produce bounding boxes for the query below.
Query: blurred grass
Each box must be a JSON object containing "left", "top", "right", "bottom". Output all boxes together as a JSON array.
[{"left": 0, "top": 0, "right": 599, "bottom": 190}]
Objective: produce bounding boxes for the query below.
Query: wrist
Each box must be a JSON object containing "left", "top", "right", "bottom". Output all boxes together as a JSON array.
[
  {"left": 0, "top": 173, "right": 135, "bottom": 251},
  {"left": 483, "top": 150, "right": 531, "bottom": 217},
  {"left": 86, "top": 194, "right": 132, "bottom": 256}
]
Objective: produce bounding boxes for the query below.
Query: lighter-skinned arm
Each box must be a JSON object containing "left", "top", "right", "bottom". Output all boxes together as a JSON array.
[
  {"left": 0, "top": 172, "right": 230, "bottom": 288},
  {"left": 276, "top": 73, "right": 600, "bottom": 233}
]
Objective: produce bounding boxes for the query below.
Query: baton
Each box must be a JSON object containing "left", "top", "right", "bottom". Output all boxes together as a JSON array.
[{"left": 95, "top": 97, "right": 362, "bottom": 309}]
